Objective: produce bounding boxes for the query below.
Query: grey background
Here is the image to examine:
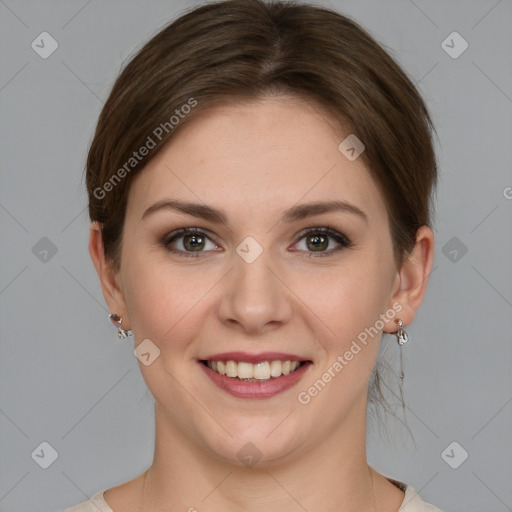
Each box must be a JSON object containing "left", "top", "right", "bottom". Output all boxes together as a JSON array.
[{"left": 1, "top": 0, "right": 511, "bottom": 511}]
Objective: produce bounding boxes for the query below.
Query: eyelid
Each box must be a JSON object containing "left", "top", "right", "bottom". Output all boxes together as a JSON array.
[
  {"left": 161, "top": 227, "right": 218, "bottom": 246},
  {"left": 295, "top": 226, "right": 352, "bottom": 246}
]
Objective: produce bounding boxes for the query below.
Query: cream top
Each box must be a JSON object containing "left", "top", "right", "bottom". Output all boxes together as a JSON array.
[{"left": 61, "top": 477, "right": 444, "bottom": 511}]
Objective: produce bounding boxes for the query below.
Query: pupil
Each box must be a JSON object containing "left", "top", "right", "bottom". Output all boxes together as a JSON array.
[
  {"left": 307, "top": 234, "right": 327, "bottom": 251},
  {"left": 184, "top": 234, "right": 204, "bottom": 251}
]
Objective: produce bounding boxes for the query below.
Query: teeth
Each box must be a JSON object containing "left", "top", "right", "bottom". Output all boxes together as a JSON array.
[
  {"left": 253, "top": 362, "right": 270, "bottom": 380},
  {"left": 270, "top": 360, "right": 282, "bottom": 377},
  {"left": 205, "top": 360, "right": 302, "bottom": 380},
  {"left": 225, "top": 360, "right": 238, "bottom": 378},
  {"left": 238, "top": 362, "right": 254, "bottom": 379}
]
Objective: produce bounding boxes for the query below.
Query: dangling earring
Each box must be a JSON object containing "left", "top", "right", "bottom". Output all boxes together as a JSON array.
[
  {"left": 395, "top": 318, "right": 408, "bottom": 382},
  {"left": 109, "top": 313, "right": 133, "bottom": 339}
]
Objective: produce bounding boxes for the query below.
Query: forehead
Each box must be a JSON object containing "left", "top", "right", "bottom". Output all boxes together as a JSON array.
[{"left": 126, "top": 96, "right": 387, "bottom": 228}]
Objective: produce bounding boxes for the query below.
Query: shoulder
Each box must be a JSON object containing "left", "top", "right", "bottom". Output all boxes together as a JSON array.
[
  {"left": 383, "top": 475, "right": 444, "bottom": 512},
  {"left": 399, "top": 483, "right": 445, "bottom": 512},
  {"left": 61, "top": 490, "right": 112, "bottom": 512}
]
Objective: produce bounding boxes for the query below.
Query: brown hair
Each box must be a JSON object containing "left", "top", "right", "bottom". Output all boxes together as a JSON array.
[{"left": 86, "top": 0, "right": 437, "bottom": 431}]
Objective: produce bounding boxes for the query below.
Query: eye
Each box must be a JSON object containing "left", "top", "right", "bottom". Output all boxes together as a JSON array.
[
  {"left": 292, "top": 227, "right": 353, "bottom": 257},
  {"left": 162, "top": 228, "right": 220, "bottom": 257},
  {"left": 161, "top": 226, "right": 353, "bottom": 258}
]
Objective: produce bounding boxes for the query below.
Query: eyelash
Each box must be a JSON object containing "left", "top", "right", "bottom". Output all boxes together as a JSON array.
[{"left": 161, "top": 226, "right": 353, "bottom": 258}]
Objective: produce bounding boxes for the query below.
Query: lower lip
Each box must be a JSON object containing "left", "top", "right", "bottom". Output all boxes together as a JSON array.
[{"left": 198, "top": 360, "right": 312, "bottom": 399}]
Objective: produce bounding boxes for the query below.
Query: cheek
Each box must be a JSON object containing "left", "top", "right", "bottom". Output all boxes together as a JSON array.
[
  {"left": 296, "top": 258, "right": 394, "bottom": 405},
  {"left": 305, "top": 259, "right": 390, "bottom": 340},
  {"left": 121, "top": 250, "right": 218, "bottom": 351},
  {"left": 296, "top": 266, "right": 390, "bottom": 413}
]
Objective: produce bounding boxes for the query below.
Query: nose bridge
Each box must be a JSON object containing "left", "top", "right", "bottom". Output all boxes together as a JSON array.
[{"left": 218, "top": 239, "right": 291, "bottom": 332}]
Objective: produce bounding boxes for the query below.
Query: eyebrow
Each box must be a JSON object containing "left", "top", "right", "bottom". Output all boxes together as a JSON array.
[{"left": 141, "top": 198, "right": 369, "bottom": 225}]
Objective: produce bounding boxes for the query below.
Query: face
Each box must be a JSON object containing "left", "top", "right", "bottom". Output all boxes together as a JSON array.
[{"left": 110, "top": 96, "right": 402, "bottom": 464}]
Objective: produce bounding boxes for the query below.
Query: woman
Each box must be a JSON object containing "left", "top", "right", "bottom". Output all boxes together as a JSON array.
[{"left": 66, "top": 0, "right": 443, "bottom": 510}]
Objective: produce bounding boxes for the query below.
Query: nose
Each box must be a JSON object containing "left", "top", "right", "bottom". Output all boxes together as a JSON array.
[{"left": 217, "top": 247, "right": 292, "bottom": 334}]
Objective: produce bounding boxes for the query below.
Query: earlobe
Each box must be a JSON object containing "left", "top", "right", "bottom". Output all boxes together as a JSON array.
[
  {"left": 88, "top": 222, "right": 127, "bottom": 318},
  {"left": 387, "top": 225, "right": 435, "bottom": 329}
]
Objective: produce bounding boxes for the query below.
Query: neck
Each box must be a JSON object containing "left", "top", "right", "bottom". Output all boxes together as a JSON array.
[{"left": 140, "top": 397, "right": 380, "bottom": 512}]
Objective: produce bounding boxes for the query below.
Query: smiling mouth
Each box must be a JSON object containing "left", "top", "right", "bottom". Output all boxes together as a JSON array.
[{"left": 200, "top": 359, "right": 307, "bottom": 382}]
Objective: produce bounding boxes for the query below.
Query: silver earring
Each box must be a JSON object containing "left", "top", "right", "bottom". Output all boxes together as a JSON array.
[
  {"left": 395, "top": 319, "right": 408, "bottom": 346},
  {"left": 109, "top": 313, "right": 133, "bottom": 339},
  {"left": 395, "top": 318, "right": 408, "bottom": 382}
]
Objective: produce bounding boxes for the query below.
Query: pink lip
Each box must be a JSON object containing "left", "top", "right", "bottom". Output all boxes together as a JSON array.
[
  {"left": 198, "top": 360, "right": 313, "bottom": 399},
  {"left": 201, "top": 351, "right": 309, "bottom": 364}
]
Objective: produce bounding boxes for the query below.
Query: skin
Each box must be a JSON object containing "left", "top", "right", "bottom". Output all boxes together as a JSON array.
[{"left": 90, "top": 95, "right": 434, "bottom": 512}]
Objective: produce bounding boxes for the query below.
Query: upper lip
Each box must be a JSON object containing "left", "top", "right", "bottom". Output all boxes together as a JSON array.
[{"left": 200, "top": 351, "right": 310, "bottom": 364}]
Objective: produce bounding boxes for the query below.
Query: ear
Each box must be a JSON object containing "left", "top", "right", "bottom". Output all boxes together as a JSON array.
[
  {"left": 384, "top": 225, "right": 435, "bottom": 332},
  {"left": 88, "top": 222, "right": 130, "bottom": 327}
]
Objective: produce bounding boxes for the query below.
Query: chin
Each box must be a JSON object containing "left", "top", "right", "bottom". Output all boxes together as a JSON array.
[{"left": 200, "top": 418, "right": 308, "bottom": 468}]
